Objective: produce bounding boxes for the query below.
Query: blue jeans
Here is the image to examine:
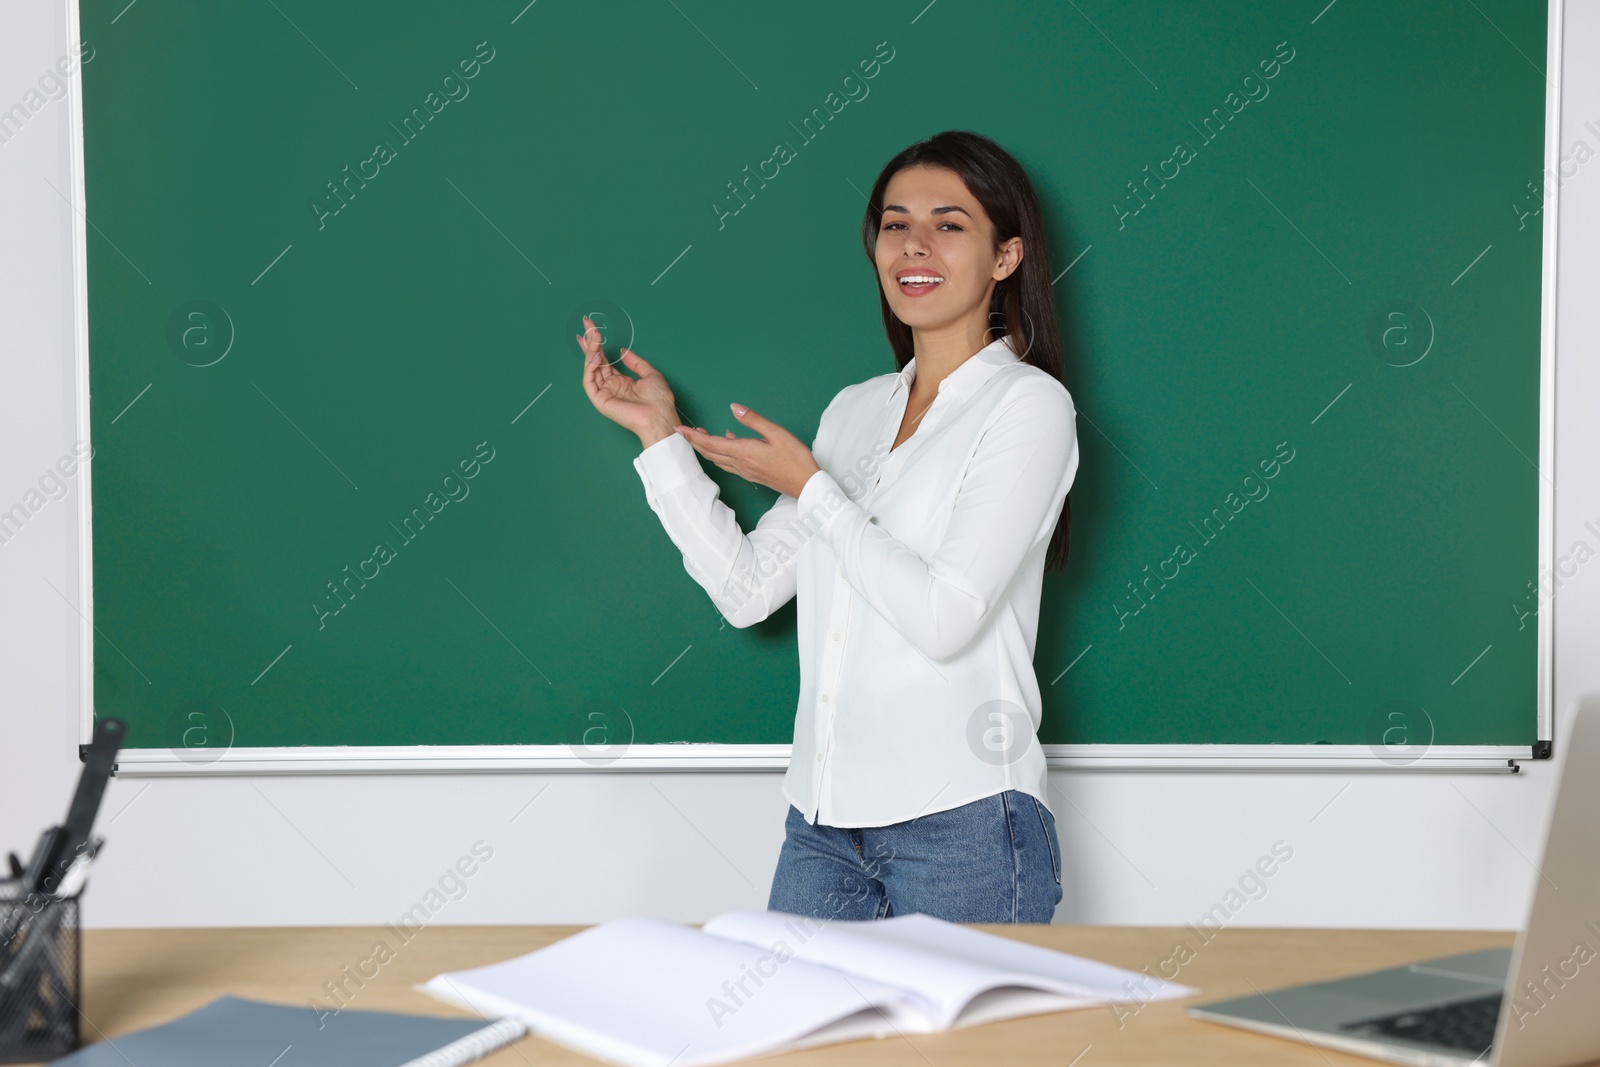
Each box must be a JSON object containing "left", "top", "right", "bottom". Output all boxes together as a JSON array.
[{"left": 766, "top": 790, "right": 1063, "bottom": 923}]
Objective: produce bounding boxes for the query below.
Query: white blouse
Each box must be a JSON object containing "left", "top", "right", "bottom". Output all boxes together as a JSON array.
[{"left": 631, "top": 335, "right": 1080, "bottom": 828}]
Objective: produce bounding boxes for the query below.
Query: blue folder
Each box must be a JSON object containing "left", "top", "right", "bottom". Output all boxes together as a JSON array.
[{"left": 49, "top": 994, "right": 525, "bottom": 1066}]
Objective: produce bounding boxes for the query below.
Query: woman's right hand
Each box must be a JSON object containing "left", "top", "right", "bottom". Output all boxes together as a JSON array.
[{"left": 577, "top": 316, "right": 681, "bottom": 448}]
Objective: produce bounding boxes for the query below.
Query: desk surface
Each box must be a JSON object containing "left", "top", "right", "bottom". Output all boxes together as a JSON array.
[{"left": 63, "top": 923, "right": 1519, "bottom": 1066}]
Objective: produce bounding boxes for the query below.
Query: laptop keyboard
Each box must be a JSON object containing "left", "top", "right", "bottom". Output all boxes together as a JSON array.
[{"left": 1339, "top": 993, "right": 1502, "bottom": 1055}]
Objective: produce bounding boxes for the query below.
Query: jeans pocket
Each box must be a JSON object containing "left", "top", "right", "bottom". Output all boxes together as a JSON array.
[{"left": 1032, "top": 796, "right": 1061, "bottom": 887}]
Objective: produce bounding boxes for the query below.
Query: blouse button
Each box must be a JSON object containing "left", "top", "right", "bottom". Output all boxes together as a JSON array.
[
  {"left": 831, "top": 631, "right": 842, "bottom": 642},
  {"left": 816, "top": 753, "right": 823, "bottom": 762},
  {"left": 822, "top": 693, "right": 831, "bottom": 703}
]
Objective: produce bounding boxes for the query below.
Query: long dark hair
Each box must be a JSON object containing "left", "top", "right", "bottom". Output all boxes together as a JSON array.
[{"left": 860, "top": 130, "right": 1072, "bottom": 573}]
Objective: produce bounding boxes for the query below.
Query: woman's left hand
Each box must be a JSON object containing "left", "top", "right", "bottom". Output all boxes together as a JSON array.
[{"left": 675, "top": 403, "right": 822, "bottom": 500}]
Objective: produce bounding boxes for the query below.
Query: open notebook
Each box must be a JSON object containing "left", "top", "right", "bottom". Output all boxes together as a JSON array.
[{"left": 419, "top": 909, "right": 1194, "bottom": 1067}]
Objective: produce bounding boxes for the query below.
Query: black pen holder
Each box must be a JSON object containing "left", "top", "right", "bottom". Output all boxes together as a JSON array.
[{"left": 0, "top": 888, "right": 81, "bottom": 1064}]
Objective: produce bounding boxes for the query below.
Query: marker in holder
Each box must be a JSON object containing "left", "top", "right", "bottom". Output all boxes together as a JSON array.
[
  {"left": 0, "top": 717, "right": 124, "bottom": 1063},
  {"left": 0, "top": 880, "right": 83, "bottom": 1063}
]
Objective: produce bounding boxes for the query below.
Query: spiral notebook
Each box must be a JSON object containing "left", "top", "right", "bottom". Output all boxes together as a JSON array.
[
  {"left": 419, "top": 909, "right": 1194, "bottom": 1067},
  {"left": 47, "top": 995, "right": 526, "bottom": 1066}
]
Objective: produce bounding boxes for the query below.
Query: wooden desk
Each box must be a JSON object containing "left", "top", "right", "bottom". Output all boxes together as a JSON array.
[{"left": 58, "top": 923, "right": 1517, "bottom": 1066}]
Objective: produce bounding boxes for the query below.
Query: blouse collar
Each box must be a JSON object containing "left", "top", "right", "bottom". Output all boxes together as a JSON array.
[{"left": 886, "top": 334, "right": 1023, "bottom": 407}]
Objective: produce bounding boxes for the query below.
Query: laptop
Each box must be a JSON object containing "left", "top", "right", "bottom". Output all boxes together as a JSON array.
[{"left": 1189, "top": 693, "right": 1600, "bottom": 1067}]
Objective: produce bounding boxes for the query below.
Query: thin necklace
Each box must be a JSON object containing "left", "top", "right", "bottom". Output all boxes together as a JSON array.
[
  {"left": 896, "top": 391, "right": 935, "bottom": 450},
  {"left": 905, "top": 393, "right": 934, "bottom": 428}
]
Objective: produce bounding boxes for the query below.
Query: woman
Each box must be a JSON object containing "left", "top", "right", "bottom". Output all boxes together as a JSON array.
[{"left": 578, "top": 131, "right": 1079, "bottom": 924}]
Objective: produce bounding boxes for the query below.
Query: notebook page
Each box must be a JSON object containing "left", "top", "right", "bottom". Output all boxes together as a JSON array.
[
  {"left": 859, "top": 912, "right": 1192, "bottom": 997},
  {"left": 702, "top": 910, "right": 1027, "bottom": 1030},
  {"left": 703, "top": 910, "right": 1193, "bottom": 1030},
  {"left": 948, "top": 987, "right": 1097, "bottom": 1030},
  {"left": 418, "top": 916, "right": 933, "bottom": 1067}
]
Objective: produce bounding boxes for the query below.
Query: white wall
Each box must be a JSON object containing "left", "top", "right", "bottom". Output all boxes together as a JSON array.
[{"left": 3, "top": 0, "right": 1596, "bottom": 930}]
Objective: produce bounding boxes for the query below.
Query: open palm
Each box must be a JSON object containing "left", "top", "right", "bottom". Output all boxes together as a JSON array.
[
  {"left": 577, "top": 316, "right": 819, "bottom": 497},
  {"left": 576, "top": 317, "right": 685, "bottom": 439}
]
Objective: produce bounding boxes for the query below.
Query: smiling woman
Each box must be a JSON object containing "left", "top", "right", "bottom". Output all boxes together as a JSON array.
[{"left": 580, "top": 130, "right": 1079, "bottom": 926}]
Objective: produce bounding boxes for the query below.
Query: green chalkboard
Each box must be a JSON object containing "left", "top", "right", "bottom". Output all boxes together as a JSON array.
[{"left": 79, "top": 0, "right": 1548, "bottom": 758}]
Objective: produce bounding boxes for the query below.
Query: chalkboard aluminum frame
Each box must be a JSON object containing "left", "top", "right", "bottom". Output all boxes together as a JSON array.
[{"left": 67, "top": 0, "right": 1559, "bottom": 775}]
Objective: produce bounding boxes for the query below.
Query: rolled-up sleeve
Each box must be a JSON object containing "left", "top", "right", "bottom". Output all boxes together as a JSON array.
[{"left": 794, "top": 384, "right": 1078, "bottom": 660}]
